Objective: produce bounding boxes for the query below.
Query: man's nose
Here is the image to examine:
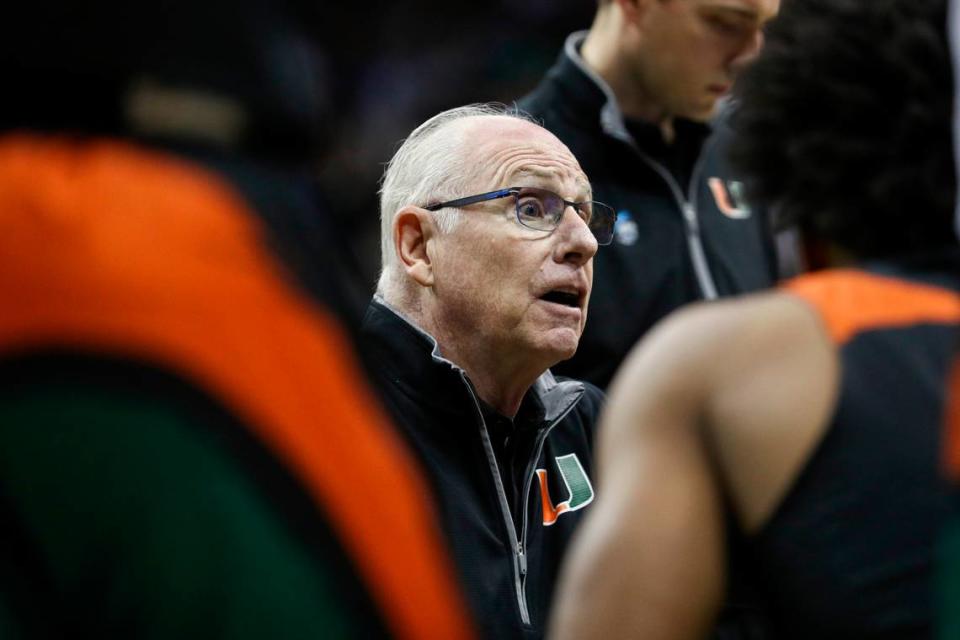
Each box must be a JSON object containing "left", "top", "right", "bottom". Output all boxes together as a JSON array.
[{"left": 553, "top": 207, "right": 598, "bottom": 266}]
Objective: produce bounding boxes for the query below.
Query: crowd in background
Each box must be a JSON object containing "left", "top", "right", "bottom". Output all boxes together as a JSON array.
[{"left": 318, "top": 1, "right": 596, "bottom": 293}]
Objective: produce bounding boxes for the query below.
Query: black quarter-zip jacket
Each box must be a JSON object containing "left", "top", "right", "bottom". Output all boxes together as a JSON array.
[
  {"left": 518, "top": 32, "right": 778, "bottom": 389},
  {"left": 361, "top": 299, "right": 604, "bottom": 640}
]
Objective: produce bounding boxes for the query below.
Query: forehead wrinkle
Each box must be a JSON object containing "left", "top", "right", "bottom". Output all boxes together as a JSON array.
[
  {"left": 485, "top": 147, "right": 589, "bottom": 198},
  {"left": 462, "top": 115, "right": 589, "bottom": 196},
  {"left": 515, "top": 167, "right": 592, "bottom": 200}
]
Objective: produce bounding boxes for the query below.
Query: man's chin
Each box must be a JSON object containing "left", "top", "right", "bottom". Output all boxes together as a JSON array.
[
  {"left": 540, "top": 330, "right": 581, "bottom": 365},
  {"left": 683, "top": 103, "right": 719, "bottom": 123}
]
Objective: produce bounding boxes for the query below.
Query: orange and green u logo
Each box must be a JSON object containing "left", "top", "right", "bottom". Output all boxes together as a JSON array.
[
  {"left": 708, "top": 177, "right": 752, "bottom": 220},
  {"left": 536, "top": 453, "right": 595, "bottom": 526}
]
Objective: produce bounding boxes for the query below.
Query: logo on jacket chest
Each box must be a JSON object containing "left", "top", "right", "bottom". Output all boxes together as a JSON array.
[
  {"left": 708, "top": 178, "right": 752, "bottom": 220},
  {"left": 536, "top": 453, "right": 594, "bottom": 526}
]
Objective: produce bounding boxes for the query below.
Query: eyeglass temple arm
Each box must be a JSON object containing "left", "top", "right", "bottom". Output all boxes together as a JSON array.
[{"left": 424, "top": 188, "right": 515, "bottom": 211}]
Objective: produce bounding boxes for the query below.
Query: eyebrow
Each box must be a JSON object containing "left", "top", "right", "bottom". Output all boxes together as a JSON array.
[{"left": 512, "top": 167, "right": 592, "bottom": 200}]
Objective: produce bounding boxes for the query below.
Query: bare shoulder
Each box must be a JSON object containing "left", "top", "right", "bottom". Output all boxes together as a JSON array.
[
  {"left": 602, "top": 291, "right": 840, "bottom": 531},
  {"left": 606, "top": 291, "right": 831, "bottom": 419}
]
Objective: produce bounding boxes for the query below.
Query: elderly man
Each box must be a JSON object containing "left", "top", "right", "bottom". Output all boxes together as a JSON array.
[
  {"left": 519, "top": 0, "right": 781, "bottom": 390},
  {"left": 550, "top": 0, "right": 958, "bottom": 637},
  {"left": 362, "top": 104, "right": 610, "bottom": 639}
]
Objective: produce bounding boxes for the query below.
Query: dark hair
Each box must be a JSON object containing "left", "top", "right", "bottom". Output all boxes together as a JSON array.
[{"left": 730, "top": 0, "right": 955, "bottom": 259}]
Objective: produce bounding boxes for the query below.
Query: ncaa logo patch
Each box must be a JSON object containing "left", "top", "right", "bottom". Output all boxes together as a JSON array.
[
  {"left": 614, "top": 210, "right": 639, "bottom": 246},
  {"left": 536, "top": 453, "right": 595, "bottom": 526}
]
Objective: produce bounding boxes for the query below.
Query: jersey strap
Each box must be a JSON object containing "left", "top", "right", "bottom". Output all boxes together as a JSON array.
[{"left": 784, "top": 269, "right": 960, "bottom": 346}]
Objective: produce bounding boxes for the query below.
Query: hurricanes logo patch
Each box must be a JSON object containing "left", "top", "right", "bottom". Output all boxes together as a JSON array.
[
  {"left": 708, "top": 178, "right": 752, "bottom": 220},
  {"left": 536, "top": 453, "right": 595, "bottom": 526}
]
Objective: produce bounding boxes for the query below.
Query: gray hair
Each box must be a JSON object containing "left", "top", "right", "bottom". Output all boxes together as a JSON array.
[{"left": 376, "top": 103, "right": 538, "bottom": 296}]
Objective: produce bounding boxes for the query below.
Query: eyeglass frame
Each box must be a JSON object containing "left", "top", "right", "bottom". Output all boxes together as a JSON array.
[{"left": 423, "top": 187, "right": 616, "bottom": 246}]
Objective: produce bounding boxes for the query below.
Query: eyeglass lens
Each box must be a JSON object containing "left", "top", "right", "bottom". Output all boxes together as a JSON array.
[{"left": 514, "top": 187, "right": 615, "bottom": 245}]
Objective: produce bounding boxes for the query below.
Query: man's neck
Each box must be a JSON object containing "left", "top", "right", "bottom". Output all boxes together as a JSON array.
[
  {"left": 465, "top": 369, "right": 529, "bottom": 419},
  {"left": 580, "top": 24, "right": 676, "bottom": 143},
  {"left": 434, "top": 331, "right": 543, "bottom": 419},
  {"left": 405, "top": 306, "right": 543, "bottom": 419}
]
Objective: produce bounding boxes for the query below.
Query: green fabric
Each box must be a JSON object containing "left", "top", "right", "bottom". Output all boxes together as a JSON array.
[
  {"left": 0, "top": 594, "right": 24, "bottom": 640},
  {"left": 0, "top": 382, "right": 382, "bottom": 639},
  {"left": 939, "top": 517, "right": 960, "bottom": 640}
]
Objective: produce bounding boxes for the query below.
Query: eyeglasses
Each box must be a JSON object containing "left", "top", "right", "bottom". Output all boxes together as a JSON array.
[{"left": 424, "top": 187, "right": 616, "bottom": 246}]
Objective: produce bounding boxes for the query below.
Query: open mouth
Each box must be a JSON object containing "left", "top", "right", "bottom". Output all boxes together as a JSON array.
[{"left": 540, "top": 290, "right": 580, "bottom": 308}]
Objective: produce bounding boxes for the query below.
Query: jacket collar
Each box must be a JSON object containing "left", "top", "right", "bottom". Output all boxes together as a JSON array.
[
  {"left": 550, "top": 31, "right": 717, "bottom": 147},
  {"left": 362, "top": 297, "right": 585, "bottom": 425},
  {"left": 552, "top": 31, "right": 637, "bottom": 147}
]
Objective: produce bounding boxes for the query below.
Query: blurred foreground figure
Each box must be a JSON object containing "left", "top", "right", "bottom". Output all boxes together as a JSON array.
[
  {"left": 550, "top": 0, "right": 958, "bottom": 638},
  {"left": 941, "top": 1, "right": 960, "bottom": 636},
  {"left": 0, "top": 2, "right": 473, "bottom": 638}
]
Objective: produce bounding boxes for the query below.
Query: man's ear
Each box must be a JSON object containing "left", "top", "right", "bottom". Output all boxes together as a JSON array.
[{"left": 394, "top": 205, "right": 436, "bottom": 287}]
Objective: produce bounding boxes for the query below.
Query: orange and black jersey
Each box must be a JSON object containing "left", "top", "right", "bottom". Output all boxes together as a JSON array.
[
  {"left": 0, "top": 135, "right": 474, "bottom": 639},
  {"left": 740, "top": 255, "right": 960, "bottom": 639}
]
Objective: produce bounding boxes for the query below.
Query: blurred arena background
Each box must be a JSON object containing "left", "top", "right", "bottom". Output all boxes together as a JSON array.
[{"left": 317, "top": 1, "right": 597, "bottom": 297}]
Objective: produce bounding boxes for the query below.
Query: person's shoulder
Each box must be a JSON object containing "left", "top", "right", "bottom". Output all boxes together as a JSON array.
[
  {"left": 602, "top": 290, "right": 839, "bottom": 502},
  {"left": 611, "top": 291, "right": 831, "bottom": 403},
  {"left": 684, "top": 290, "right": 825, "bottom": 343},
  {"left": 623, "top": 292, "right": 841, "bottom": 534},
  {"left": 516, "top": 54, "right": 601, "bottom": 142}
]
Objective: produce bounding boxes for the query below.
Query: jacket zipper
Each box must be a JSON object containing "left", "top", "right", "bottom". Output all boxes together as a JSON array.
[
  {"left": 460, "top": 372, "right": 584, "bottom": 627},
  {"left": 623, "top": 138, "right": 719, "bottom": 301},
  {"left": 517, "top": 400, "right": 580, "bottom": 617},
  {"left": 460, "top": 373, "right": 532, "bottom": 625}
]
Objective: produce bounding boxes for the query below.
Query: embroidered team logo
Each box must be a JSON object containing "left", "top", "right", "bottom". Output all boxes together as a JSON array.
[
  {"left": 708, "top": 178, "right": 752, "bottom": 220},
  {"left": 536, "top": 453, "right": 595, "bottom": 526}
]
